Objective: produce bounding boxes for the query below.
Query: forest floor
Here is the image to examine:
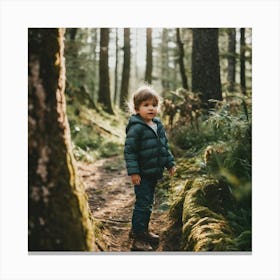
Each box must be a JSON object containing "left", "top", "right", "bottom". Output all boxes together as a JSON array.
[{"left": 77, "top": 155, "right": 171, "bottom": 252}]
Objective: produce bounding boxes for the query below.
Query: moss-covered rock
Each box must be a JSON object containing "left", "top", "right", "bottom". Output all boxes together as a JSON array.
[{"left": 181, "top": 177, "right": 237, "bottom": 251}]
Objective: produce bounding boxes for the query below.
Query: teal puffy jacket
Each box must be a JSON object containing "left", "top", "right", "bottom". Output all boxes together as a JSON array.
[{"left": 124, "top": 114, "right": 175, "bottom": 179}]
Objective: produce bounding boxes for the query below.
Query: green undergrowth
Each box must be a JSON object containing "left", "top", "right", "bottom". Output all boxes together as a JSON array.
[
  {"left": 159, "top": 93, "right": 252, "bottom": 251},
  {"left": 66, "top": 95, "right": 127, "bottom": 162}
]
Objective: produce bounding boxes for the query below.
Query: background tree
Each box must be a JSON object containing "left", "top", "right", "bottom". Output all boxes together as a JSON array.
[
  {"left": 98, "top": 28, "right": 114, "bottom": 114},
  {"left": 160, "top": 28, "right": 170, "bottom": 96},
  {"left": 192, "top": 28, "right": 222, "bottom": 108},
  {"left": 227, "top": 28, "right": 236, "bottom": 92},
  {"left": 91, "top": 28, "right": 99, "bottom": 102},
  {"left": 28, "top": 28, "right": 96, "bottom": 251},
  {"left": 145, "top": 28, "right": 153, "bottom": 84},
  {"left": 176, "top": 28, "right": 189, "bottom": 90},
  {"left": 240, "top": 28, "right": 246, "bottom": 95},
  {"left": 64, "top": 29, "right": 98, "bottom": 108},
  {"left": 120, "top": 28, "right": 131, "bottom": 109},
  {"left": 114, "top": 28, "right": 119, "bottom": 104},
  {"left": 158, "top": 28, "right": 180, "bottom": 91}
]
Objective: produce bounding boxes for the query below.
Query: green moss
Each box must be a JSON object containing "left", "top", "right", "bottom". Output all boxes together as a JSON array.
[
  {"left": 66, "top": 100, "right": 126, "bottom": 162},
  {"left": 167, "top": 175, "right": 237, "bottom": 251}
]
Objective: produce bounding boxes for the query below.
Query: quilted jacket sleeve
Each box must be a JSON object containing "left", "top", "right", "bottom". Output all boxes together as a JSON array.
[{"left": 124, "top": 125, "right": 141, "bottom": 175}]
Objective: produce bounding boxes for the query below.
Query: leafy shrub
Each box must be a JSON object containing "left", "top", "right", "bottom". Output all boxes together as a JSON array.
[
  {"left": 66, "top": 97, "right": 125, "bottom": 161},
  {"left": 72, "top": 145, "right": 97, "bottom": 162},
  {"left": 71, "top": 125, "right": 102, "bottom": 150},
  {"left": 171, "top": 122, "right": 217, "bottom": 151},
  {"left": 99, "top": 141, "right": 122, "bottom": 158}
]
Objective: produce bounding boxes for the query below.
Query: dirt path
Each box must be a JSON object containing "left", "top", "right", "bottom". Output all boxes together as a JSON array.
[{"left": 77, "top": 155, "right": 169, "bottom": 252}]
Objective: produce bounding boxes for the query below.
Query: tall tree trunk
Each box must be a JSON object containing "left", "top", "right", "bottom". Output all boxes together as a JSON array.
[
  {"left": 69, "top": 28, "right": 77, "bottom": 41},
  {"left": 161, "top": 28, "right": 169, "bottom": 96},
  {"left": 28, "top": 28, "right": 96, "bottom": 251},
  {"left": 91, "top": 28, "right": 98, "bottom": 102},
  {"left": 227, "top": 28, "right": 236, "bottom": 92},
  {"left": 240, "top": 28, "right": 246, "bottom": 95},
  {"left": 145, "top": 28, "right": 153, "bottom": 84},
  {"left": 192, "top": 28, "right": 222, "bottom": 108},
  {"left": 134, "top": 28, "right": 139, "bottom": 81},
  {"left": 176, "top": 28, "right": 189, "bottom": 90},
  {"left": 120, "top": 28, "right": 131, "bottom": 110},
  {"left": 114, "top": 28, "right": 119, "bottom": 105},
  {"left": 98, "top": 28, "right": 114, "bottom": 114}
]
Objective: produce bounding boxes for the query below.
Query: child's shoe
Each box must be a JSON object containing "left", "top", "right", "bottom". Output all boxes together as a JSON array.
[
  {"left": 144, "top": 231, "right": 160, "bottom": 246},
  {"left": 131, "top": 238, "right": 153, "bottom": 251},
  {"left": 129, "top": 231, "right": 153, "bottom": 251}
]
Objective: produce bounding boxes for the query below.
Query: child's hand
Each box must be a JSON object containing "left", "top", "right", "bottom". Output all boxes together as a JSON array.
[
  {"left": 131, "top": 174, "right": 141, "bottom": 185},
  {"left": 168, "top": 166, "right": 176, "bottom": 176}
]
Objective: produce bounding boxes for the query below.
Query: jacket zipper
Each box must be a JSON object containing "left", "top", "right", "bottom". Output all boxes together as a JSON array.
[{"left": 145, "top": 122, "right": 161, "bottom": 177}]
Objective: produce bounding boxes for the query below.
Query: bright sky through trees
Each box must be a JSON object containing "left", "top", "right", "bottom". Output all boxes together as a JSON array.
[{"left": 109, "top": 28, "right": 162, "bottom": 68}]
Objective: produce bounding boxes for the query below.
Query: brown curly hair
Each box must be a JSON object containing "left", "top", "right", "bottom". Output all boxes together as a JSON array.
[{"left": 128, "top": 84, "right": 161, "bottom": 114}]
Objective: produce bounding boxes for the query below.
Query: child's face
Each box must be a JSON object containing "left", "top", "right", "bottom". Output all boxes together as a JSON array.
[{"left": 136, "top": 98, "right": 158, "bottom": 123}]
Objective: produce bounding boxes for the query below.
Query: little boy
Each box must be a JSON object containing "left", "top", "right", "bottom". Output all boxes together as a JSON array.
[{"left": 124, "top": 85, "right": 176, "bottom": 251}]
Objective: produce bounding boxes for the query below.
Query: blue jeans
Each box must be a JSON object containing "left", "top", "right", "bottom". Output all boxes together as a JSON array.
[{"left": 132, "top": 177, "right": 157, "bottom": 234}]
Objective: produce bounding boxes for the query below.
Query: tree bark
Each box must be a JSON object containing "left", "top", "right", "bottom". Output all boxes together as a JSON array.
[
  {"left": 28, "top": 28, "right": 96, "bottom": 251},
  {"left": 161, "top": 28, "right": 169, "bottom": 95},
  {"left": 114, "top": 28, "right": 119, "bottom": 105},
  {"left": 120, "top": 28, "right": 131, "bottom": 110},
  {"left": 227, "top": 28, "right": 236, "bottom": 92},
  {"left": 91, "top": 28, "right": 98, "bottom": 103},
  {"left": 145, "top": 28, "right": 153, "bottom": 84},
  {"left": 176, "top": 28, "right": 189, "bottom": 90},
  {"left": 240, "top": 28, "right": 246, "bottom": 95},
  {"left": 98, "top": 28, "right": 114, "bottom": 114},
  {"left": 69, "top": 28, "right": 78, "bottom": 41},
  {"left": 192, "top": 28, "right": 222, "bottom": 108}
]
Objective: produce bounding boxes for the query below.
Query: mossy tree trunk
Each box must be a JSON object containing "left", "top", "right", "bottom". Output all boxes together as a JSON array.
[
  {"left": 28, "top": 28, "right": 96, "bottom": 251},
  {"left": 192, "top": 28, "right": 222, "bottom": 108},
  {"left": 120, "top": 28, "right": 131, "bottom": 109}
]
